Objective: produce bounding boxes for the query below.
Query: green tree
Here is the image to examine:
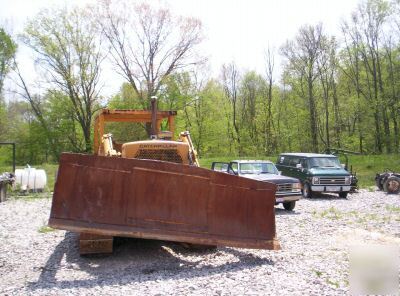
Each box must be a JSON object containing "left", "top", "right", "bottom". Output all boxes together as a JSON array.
[
  {"left": 22, "top": 6, "right": 104, "bottom": 153},
  {"left": 107, "top": 83, "right": 148, "bottom": 142},
  {"left": 240, "top": 71, "right": 266, "bottom": 154},
  {"left": 0, "top": 27, "right": 17, "bottom": 141},
  {"left": 0, "top": 27, "right": 16, "bottom": 97},
  {"left": 341, "top": 0, "right": 392, "bottom": 153},
  {"left": 281, "top": 24, "right": 326, "bottom": 152},
  {"left": 221, "top": 63, "right": 242, "bottom": 155}
]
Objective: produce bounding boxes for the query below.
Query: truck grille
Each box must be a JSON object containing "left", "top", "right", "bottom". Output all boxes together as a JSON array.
[
  {"left": 276, "top": 183, "right": 300, "bottom": 195},
  {"left": 319, "top": 177, "right": 346, "bottom": 185},
  {"left": 134, "top": 149, "right": 183, "bottom": 164},
  {"left": 278, "top": 183, "right": 294, "bottom": 192}
]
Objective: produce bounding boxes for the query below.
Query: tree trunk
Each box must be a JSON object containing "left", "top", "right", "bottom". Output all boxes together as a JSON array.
[
  {"left": 382, "top": 106, "right": 391, "bottom": 153},
  {"left": 332, "top": 81, "right": 341, "bottom": 148},
  {"left": 373, "top": 110, "right": 382, "bottom": 153},
  {"left": 391, "top": 107, "right": 399, "bottom": 152},
  {"left": 308, "top": 74, "right": 318, "bottom": 152}
]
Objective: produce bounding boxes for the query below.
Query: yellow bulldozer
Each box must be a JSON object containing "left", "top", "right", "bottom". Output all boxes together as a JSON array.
[{"left": 49, "top": 98, "right": 279, "bottom": 254}]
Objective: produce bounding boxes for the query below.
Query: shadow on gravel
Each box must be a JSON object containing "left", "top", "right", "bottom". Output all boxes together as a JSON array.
[
  {"left": 28, "top": 232, "right": 274, "bottom": 291},
  {"left": 303, "top": 192, "right": 355, "bottom": 201},
  {"left": 275, "top": 208, "right": 300, "bottom": 216}
]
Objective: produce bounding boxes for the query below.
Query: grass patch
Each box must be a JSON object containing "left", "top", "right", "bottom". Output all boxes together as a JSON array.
[
  {"left": 314, "top": 207, "right": 395, "bottom": 224},
  {"left": 317, "top": 207, "right": 344, "bottom": 220},
  {"left": 345, "top": 154, "right": 400, "bottom": 188},
  {"left": 38, "top": 163, "right": 58, "bottom": 192},
  {"left": 385, "top": 205, "right": 400, "bottom": 213},
  {"left": 313, "top": 269, "right": 323, "bottom": 277},
  {"left": 326, "top": 278, "right": 340, "bottom": 288},
  {"left": 10, "top": 192, "right": 51, "bottom": 200},
  {"left": 38, "top": 225, "right": 55, "bottom": 233},
  {"left": 356, "top": 214, "right": 379, "bottom": 224}
]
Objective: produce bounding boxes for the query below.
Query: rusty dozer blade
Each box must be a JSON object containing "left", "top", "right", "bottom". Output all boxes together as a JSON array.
[{"left": 49, "top": 153, "right": 280, "bottom": 250}]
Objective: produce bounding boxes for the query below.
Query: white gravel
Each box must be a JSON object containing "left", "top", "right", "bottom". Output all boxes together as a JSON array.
[{"left": 0, "top": 190, "right": 399, "bottom": 295}]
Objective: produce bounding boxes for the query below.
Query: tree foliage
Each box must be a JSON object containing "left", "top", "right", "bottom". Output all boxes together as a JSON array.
[
  {"left": 2, "top": 0, "right": 400, "bottom": 166},
  {"left": 0, "top": 27, "right": 17, "bottom": 142},
  {"left": 0, "top": 27, "right": 17, "bottom": 98},
  {"left": 21, "top": 6, "right": 104, "bottom": 153}
]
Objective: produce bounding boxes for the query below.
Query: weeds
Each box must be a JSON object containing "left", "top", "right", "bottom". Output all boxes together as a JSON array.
[
  {"left": 313, "top": 269, "right": 323, "bottom": 277},
  {"left": 38, "top": 225, "right": 55, "bottom": 233},
  {"left": 326, "top": 278, "right": 340, "bottom": 288},
  {"left": 10, "top": 192, "right": 51, "bottom": 201},
  {"left": 385, "top": 205, "right": 400, "bottom": 213},
  {"left": 318, "top": 207, "right": 343, "bottom": 220},
  {"left": 314, "top": 207, "right": 395, "bottom": 225}
]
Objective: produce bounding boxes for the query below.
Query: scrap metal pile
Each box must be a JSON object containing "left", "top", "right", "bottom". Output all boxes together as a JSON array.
[
  {"left": 0, "top": 172, "right": 15, "bottom": 202},
  {"left": 375, "top": 170, "right": 400, "bottom": 194}
]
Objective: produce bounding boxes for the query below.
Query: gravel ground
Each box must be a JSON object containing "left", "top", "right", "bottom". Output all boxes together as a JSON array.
[{"left": 0, "top": 190, "right": 399, "bottom": 295}]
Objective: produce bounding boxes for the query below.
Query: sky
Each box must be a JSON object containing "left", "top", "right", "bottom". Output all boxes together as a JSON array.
[{"left": 0, "top": 0, "right": 360, "bottom": 98}]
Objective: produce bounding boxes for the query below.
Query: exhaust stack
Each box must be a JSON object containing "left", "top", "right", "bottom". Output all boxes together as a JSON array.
[{"left": 151, "top": 96, "right": 158, "bottom": 138}]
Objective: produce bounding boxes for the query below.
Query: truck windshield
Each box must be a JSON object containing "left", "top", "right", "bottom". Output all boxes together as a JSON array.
[
  {"left": 239, "top": 163, "right": 278, "bottom": 174},
  {"left": 309, "top": 157, "right": 341, "bottom": 168}
]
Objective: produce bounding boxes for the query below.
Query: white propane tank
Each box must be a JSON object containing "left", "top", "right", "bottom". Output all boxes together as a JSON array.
[{"left": 14, "top": 165, "right": 47, "bottom": 191}]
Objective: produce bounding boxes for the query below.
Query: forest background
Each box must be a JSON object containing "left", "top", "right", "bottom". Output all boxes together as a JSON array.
[{"left": 0, "top": 0, "right": 399, "bottom": 178}]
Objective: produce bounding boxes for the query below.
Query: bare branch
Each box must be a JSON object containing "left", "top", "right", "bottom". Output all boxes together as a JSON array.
[{"left": 98, "top": 0, "right": 203, "bottom": 112}]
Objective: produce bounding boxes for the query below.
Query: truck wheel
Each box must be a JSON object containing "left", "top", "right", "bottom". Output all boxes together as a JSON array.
[
  {"left": 339, "top": 192, "right": 348, "bottom": 198},
  {"left": 383, "top": 176, "right": 400, "bottom": 194},
  {"left": 283, "top": 201, "right": 296, "bottom": 211},
  {"left": 302, "top": 183, "right": 312, "bottom": 198}
]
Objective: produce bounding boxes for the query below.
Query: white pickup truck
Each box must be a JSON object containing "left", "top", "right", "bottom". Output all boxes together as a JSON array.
[{"left": 211, "top": 160, "right": 302, "bottom": 211}]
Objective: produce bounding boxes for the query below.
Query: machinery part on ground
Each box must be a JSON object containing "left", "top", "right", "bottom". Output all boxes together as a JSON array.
[
  {"left": 375, "top": 170, "right": 400, "bottom": 194},
  {"left": 375, "top": 175, "right": 384, "bottom": 190},
  {"left": 79, "top": 232, "right": 114, "bottom": 255},
  {"left": 0, "top": 184, "right": 5, "bottom": 202},
  {"left": 0, "top": 142, "right": 16, "bottom": 202},
  {"left": 50, "top": 104, "right": 280, "bottom": 255},
  {"left": 49, "top": 153, "right": 280, "bottom": 251},
  {"left": 0, "top": 172, "right": 15, "bottom": 202},
  {"left": 349, "top": 174, "right": 359, "bottom": 193},
  {"left": 383, "top": 175, "right": 400, "bottom": 194}
]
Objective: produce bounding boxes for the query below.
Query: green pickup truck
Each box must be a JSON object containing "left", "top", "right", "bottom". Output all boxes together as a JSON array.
[{"left": 275, "top": 153, "right": 351, "bottom": 198}]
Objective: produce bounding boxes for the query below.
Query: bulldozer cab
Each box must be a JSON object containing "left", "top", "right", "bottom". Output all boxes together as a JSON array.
[
  {"left": 93, "top": 109, "right": 176, "bottom": 154},
  {"left": 94, "top": 108, "right": 199, "bottom": 166}
]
